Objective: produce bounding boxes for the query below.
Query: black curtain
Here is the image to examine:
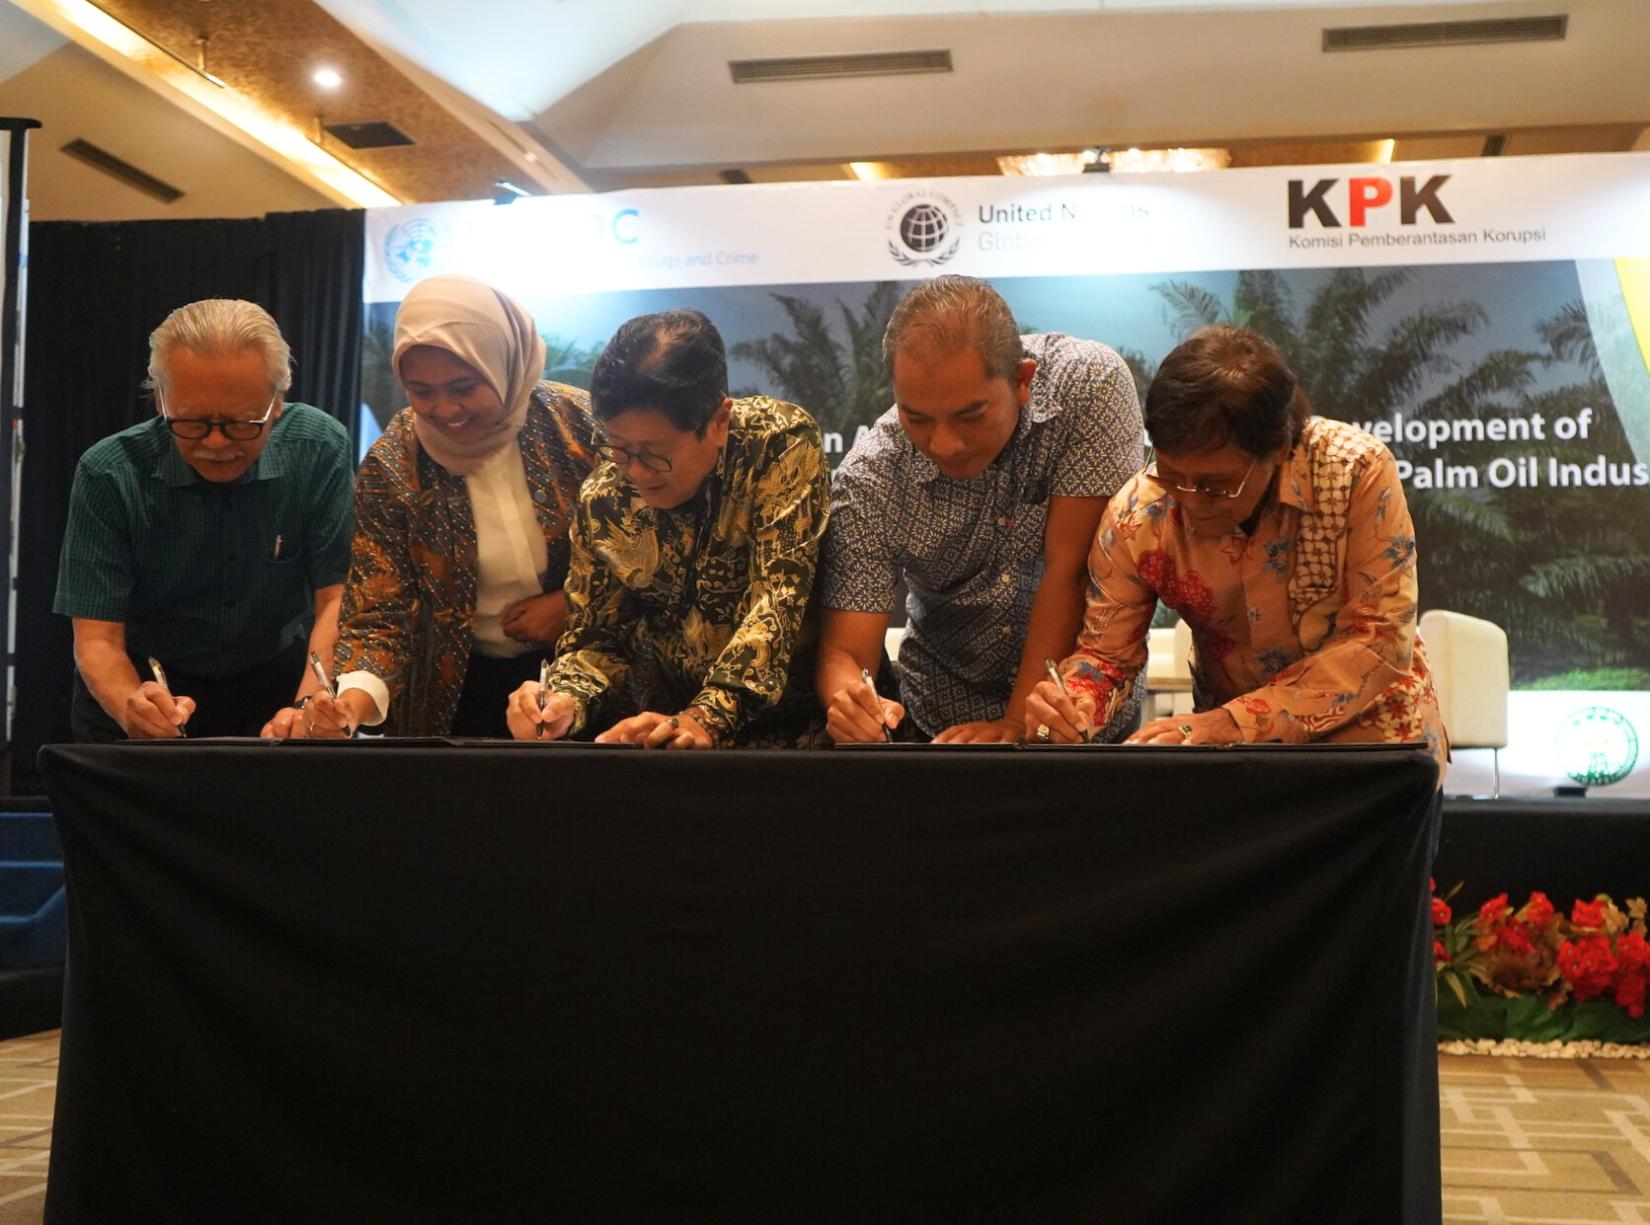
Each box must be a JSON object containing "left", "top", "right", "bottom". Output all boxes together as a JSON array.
[{"left": 11, "top": 209, "right": 364, "bottom": 793}]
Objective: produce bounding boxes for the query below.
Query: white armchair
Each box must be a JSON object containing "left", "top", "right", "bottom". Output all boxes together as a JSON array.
[
  {"left": 1418, "top": 609, "right": 1510, "bottom": 796},
  {"left": 1145, "top": 620, "right": 1194, "bottom": 721}
]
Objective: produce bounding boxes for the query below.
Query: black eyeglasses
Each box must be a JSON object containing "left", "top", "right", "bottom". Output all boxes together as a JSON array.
[
  {"left": 596, "top": 442, "right": 673, "bottom": 474},
  {"left": 161, "top": 392, "right": 278, "bottom": 442},
  {"left": 1143, "top": 449, "right": 1259, "bottom": 500}
]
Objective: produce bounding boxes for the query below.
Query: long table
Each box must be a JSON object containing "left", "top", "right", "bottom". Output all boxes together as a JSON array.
[{"left": 42, "top": 741, "right": 1442, "bottom": 1225}]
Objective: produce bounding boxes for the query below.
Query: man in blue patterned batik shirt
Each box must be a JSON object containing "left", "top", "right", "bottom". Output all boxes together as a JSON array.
[
  {"left": 817, "top": 275, "right": 1145, "bottom": 743},
  {"left": 54, "top": 299, "right": 354, "bottom": 741}
]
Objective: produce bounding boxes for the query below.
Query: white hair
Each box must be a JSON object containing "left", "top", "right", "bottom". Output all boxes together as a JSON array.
[{"left": 145, "top": 299, "right": 293, "bottom": 393}]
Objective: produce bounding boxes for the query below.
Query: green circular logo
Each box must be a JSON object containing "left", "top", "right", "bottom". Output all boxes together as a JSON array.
[{"left": 1557, "top": 706, "right": 1640, "bottom": 787}]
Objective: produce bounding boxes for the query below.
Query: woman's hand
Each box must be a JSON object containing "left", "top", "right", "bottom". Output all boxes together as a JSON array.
[
  {"left": 501, "top": 591, "right": 568, "bottom": 646},
  {"left": 1127, "top": 708, "right": 1243, "bottom": 745},
  {"left": 1023, "top": 679, "right": 1095, "bottom": 744},
  {"left": 298, "top": 693, "right": 357, "bottom": 739}
]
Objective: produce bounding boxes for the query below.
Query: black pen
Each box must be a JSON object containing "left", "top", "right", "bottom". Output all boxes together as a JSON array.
[
  {"left": 860, "top": 666, "right": 892, "bottom": 742},
  {"left": 1044, "top": 657, "right": 1090, "bottom": 743},
  {"left": 146, "top": 655, "right": 187, "bottom": 737}
]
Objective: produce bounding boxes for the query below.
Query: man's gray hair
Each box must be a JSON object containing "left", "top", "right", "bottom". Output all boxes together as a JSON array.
[
  {"left": 145, "top": 299, "right": 293, "bottom": 393},
  {"left": 882, "top": 274, "right": 1025, "bottom": 382}
]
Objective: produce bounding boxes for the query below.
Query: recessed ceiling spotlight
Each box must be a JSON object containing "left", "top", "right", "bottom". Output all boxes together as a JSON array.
[{"left": 312, "top": 67, "right": 343, "bottom": 90}]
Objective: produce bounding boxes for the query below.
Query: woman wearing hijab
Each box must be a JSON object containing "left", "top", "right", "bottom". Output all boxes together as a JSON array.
[{"left": 274, "top": 275, "right": 598, "bottom": 738}]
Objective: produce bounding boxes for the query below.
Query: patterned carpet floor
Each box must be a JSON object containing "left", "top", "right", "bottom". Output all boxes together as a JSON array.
[{"left": 3, "top": 1032, "right": 1648, "bottom": 1223}]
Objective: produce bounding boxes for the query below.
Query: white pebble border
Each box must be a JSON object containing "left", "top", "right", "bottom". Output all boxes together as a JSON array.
[{"left": 1440, "top": 1039, "right": 1650, "bottom": 1059}]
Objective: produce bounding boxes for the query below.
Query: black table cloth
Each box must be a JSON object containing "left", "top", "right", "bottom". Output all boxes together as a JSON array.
[
  {"left": 42, "top": 742, "right": 1441, "bottom": 1225},
  {"left": 1435, "top": 796, "right": 1650, "bottom": 912}
]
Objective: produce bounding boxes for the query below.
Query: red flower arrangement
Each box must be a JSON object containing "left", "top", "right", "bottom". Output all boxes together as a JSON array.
[{"left": 1433, "top": 881, "right": 1650, "bottom": 1022}]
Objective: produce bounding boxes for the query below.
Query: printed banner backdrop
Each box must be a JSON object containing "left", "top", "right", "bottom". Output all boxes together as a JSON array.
[{"left": 363, "top": 153, "right": 1650, "bottom": 797}]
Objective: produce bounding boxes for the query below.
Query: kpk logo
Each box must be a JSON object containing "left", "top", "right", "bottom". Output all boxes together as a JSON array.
[
  {"left": 1287, "top": 174, "right": 1454, "bottom": 228},
  {"left": 885, "top": 190, "right": 962, "bottom": 266}
]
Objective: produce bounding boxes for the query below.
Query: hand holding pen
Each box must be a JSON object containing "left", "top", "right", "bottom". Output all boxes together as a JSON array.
[
  {"left": 536, "top": 658, "right": 550, "bottom": 739},
  {"left": 860, "top": 667, "right": 893, "bottom": 742},
  {"left": 134, "top": 656, "right": 192, "bottom": 739},
  {"left": 1024, "top": 658, "right": 1096, "bottom": 745},
  {"left": 299, "top": 651, "right": 356, "bottom": 738}
]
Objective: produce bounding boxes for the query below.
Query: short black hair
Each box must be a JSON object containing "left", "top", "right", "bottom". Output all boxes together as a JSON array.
[
  {"left": 1145, "top": 325, "right": 1309, "bottom": 458},
  {"left": 589, "top": 309, "right": 728, "bottom": 435}
]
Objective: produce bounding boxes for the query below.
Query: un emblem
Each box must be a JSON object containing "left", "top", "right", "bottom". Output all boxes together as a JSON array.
[
  {"left": 885, "top": 191, "right": 961, "bottom": 267},
  {"left": 1556, "top": 706, "right": 1640, "bottom": 787},
  {"left": 384, "top": 218, "right": 445, "bottom": 283}
]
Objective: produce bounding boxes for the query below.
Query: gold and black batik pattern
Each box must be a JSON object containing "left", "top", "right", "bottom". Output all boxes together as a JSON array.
[{"left": 547, "top": 396, "right": 828, "bottom": 746}]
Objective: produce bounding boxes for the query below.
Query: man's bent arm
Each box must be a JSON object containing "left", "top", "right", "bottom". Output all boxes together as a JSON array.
[
  {"left": 817, "top": 607, "right": 900, "bottom": 743},
  {"left": 72, "top": 618, "right": 146, "bottom": 732},
  {"left": 818, "top": 608, "right": 892, "bottom": 701},
  {"left": 1000, "top": 495, "right": 1108, "bottom": 731}
]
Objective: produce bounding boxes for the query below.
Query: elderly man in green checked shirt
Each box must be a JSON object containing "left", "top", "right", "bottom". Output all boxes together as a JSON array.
[{"left": 54, "top": 299, "right": 354, "bottom": 740}]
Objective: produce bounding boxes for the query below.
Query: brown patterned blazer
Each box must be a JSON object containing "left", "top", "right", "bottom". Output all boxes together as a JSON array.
[{"left": 335, "top": 382, "right": 598, "bottom": 736}]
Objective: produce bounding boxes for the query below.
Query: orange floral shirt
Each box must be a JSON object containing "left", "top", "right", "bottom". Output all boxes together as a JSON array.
[{"left": 1062, "top": 417, "right": 1447, "bottom": 768}]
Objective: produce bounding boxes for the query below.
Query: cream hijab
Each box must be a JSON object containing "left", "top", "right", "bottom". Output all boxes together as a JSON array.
[{"left": 393, "top": 276, "right": 548, "bottom": 475}]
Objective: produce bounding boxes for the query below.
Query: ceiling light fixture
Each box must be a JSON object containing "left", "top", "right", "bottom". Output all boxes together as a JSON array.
[
  {"left": 996, "top": 152, "right": 1091, "bottom": 177},
  {"left": 848, "top": 161, "right": 894, "bottom": 181},
  {"left": 1098, "top": 147, "right": 1231, "bottom": 174},
  {"left": 312, "top": 66, "right": 343, "bottom": 90},
  {"left": 16, "top": 0, "right": 399, "bottom": 207}
]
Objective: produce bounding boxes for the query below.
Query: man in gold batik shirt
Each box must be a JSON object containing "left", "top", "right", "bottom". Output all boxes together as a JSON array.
[{"left": 507, "top": 309, "right": 828, "bottom": 749}]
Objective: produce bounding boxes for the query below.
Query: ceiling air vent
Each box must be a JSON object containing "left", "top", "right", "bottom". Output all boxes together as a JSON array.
[
  {"left": 60, "top": 139, "right": 183, "bottom": 203},
  {"left": 730, "top": 49, "right": 951, "bottom": 84},
  {"left": 323, "top": 121, "right": 415, "bottom": 150},
  {"left": 1324, "top": 15, "right": 1567, "bottom": 52}
]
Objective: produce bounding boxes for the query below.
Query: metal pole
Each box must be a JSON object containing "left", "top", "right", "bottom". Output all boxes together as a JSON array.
[{"left": 0, "top": 118, "right": 41, "bottom": 765}]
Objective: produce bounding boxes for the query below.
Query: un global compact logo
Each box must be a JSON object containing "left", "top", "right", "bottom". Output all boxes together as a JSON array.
[
  {"left": 885, "top": 190, "right": 962, "bottom": 267},
  {"left": 1557, "top": 706, "right": 1640, "bottom": 788},
  {"left": 384, "top": 217, "right": 448, "bottom": 283}
]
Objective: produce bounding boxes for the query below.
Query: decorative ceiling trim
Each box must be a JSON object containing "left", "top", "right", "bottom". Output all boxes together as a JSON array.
[{"left": 12, "top": 0, "right": 399, "bottom": 206}]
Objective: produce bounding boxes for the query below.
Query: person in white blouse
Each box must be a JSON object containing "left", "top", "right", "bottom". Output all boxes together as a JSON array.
[{"left": 268, "top": 276, "right": 598, "bottom": 738}]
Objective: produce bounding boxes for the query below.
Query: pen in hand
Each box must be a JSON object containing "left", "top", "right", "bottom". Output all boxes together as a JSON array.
[
  {"left": 308, "top": 651, "right": 352, "bottom": 737},
  {"left": 1044, "top": 657, "right": 1090, "bottom": 743},
  {"left": 146, "top": 655, "right": 186, "bottom": 737},
  {"left": 536, "top": 658, "right": 551, "bottom": 740},
  {"left": 860, "top": 666, "right": 892, "bottom": 742},
  {"left": 309, "top": 651, "right": 337, "bottom": 700}
]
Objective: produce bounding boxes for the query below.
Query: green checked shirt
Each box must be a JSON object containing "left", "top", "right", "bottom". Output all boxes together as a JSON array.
[{"left": 54, "top": 403, "right": 355, "bottom": 678}]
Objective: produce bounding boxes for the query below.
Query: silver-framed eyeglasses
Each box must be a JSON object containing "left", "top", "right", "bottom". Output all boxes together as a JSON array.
[
  {"left": 161, "top": 391, "right": 279, "bottom": 442},
  {"left": 1143, "top": 449, "right": 1259, "bottom": 500},
  {"left": 596, "top": 441, "right": 673, "bottom": 474}
]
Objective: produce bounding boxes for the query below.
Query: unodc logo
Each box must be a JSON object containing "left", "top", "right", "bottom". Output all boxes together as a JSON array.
[
  {"left": 1557, "top": 706, "right": 1640, "bottom": 788},
  {"left": 384, "top": 218, "right": 447, "bottom": 283},
  {"left": 885, "top": 190, "right": 962, "bottom": 267}
]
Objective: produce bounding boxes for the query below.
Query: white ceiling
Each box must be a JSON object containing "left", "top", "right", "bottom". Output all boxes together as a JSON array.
[
  {"left": 311, "top": 0, "right": 1523, "bottom": 124},
  {"left": 0, "top": 2, "right": 62, "bottom": 86},
  {"left": 1, "top": 0, "right": 1645, "bottom": 218}
]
